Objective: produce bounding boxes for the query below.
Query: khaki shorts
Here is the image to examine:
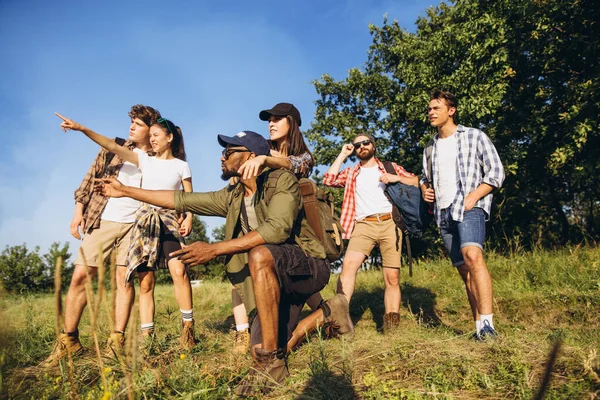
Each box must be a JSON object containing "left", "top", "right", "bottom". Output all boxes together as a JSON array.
[
  {"left": 347, "top": 218, "right": 402, "bottom": 268},
  {"left": 75, "top": 220, "right": 134, "bottom": 267}
]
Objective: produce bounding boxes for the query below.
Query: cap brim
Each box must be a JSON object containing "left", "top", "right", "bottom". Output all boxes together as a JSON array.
[
  {"left": 259, "top": 109, "right": 288, "bottom": 121},
  {"left": 217, "top": 134, "right": 243, "bottom": 148}
]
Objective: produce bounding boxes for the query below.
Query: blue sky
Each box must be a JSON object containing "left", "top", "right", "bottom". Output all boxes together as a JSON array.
[{"left": 0, "top": 0, "right": 438, "bottom": 254}]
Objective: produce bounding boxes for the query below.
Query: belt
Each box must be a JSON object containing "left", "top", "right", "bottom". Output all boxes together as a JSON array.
[{"left": 362, "top": 213, "right": 392, "bottom": 222}]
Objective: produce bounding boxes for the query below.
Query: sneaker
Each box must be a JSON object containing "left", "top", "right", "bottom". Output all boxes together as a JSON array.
[
  {"left": 41, "top": 332, "right": 84, "bottom": 368},
  {"left": 234, "top": 348, "right": 289, "bottom": 396},
  {"left": 104, "top": 332, "right": 126, "bottom": 359},
  {"left": 322, "top": 294, "right": 354, "bottom": 338},
  {"left": 233, "top": 328, "right": 250, "bottom": 355},
  {"left": 180, "top": 320, "right": 196, "bottom": 350},
  {"left": 476, "top": 321, "right": 498, "bottom": 341},
  {"left": 383, "top": 312, "right": 400, "bottom": 333}
]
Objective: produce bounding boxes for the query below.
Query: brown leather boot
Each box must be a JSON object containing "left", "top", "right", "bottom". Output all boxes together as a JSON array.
[
  {"left": 104, "top": 331, "right": 126, "bottom": 359},
  {"left": 41, "top": 332, "right": 84, "bottom": 368},
  {"left": 383, "top": 312, "right": 400, "bottom": 333},
  {"left": 233, "top": 328, "right": 250, "bottom": 355},
  {"left": 234, "top": 348, "right": 289, "bottom": 396},
  {"left": 180, "top": 320, "right": 196, "bottom": 349},
  {"left": 321, "top": 294, "right": 354, "bottom": 338}
]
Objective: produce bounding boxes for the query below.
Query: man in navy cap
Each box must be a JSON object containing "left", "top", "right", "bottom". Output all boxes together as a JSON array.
[{"left": 96, "top": 131, "right": 352, "bottom": 396}]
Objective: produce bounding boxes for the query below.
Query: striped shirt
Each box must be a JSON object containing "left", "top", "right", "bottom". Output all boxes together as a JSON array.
[
  {"left": 323, "top": 158, "right": 414, "bottom": 239},
  {"left": 420, "top": 125, "right": 505, "bottom": 226}
]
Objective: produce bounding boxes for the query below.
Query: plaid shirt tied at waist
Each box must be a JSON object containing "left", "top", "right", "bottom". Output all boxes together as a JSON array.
[{"left": 125, "top": 204, "right": 184, "bottom": 283}]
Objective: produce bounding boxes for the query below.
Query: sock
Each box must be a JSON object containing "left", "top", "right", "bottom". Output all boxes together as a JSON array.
[
  {"left": 65, "top": 330, "right": 79, "bottom": 337},
  {"left": 140, "top": 322, "right": 154, "bottom": 332},
  {"left": 475, "top": 320, "right": 481, "bottom": 333},
  {"left": 480, "top": 314, "right": 494, "bottom": 330},
  {"left": 181, "top": 309, "right": 193, "bottom": 322},
  {"left": 236, "top": 323, "right": 249, "bottom": 331}
]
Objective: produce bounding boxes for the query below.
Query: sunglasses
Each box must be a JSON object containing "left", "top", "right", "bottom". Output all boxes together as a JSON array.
[
  {"left": 353, "top": 140, "right": 372, "bottom": 149},
  {"left": 222, "top": 148, "right": 250, "bottom": 160}
]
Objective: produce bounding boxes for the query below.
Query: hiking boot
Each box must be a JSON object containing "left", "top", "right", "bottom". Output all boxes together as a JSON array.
[
  {"left": 139, "top": 330, "right": 156, "bottom": 356},
  {"left": 180, "top": 320, "right": 196, "bottom": 349},
  {"left": 477, "top": 321, "right": 498, "bottom": 342},
  {"left": 234, "top": 348, "right": 289, "bottom": 396},
  {"left": 321, "top": 294, "right": 354, "bottom": 338},
  {"left": 233, "top": 328, "right": 250, "bottom": 355},
  {"left": 104, "top": 331, "right": 126, "bottom": 359},
  {"left": 383, "top": 312, "right": 400, "bottom": 333},
  {"left": 41, "top": 332, "right": 84, "bottom": 368}
]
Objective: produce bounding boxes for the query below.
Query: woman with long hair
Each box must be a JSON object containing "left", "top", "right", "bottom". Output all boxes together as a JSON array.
[
  {"left": 231, "top": 103, "right": 324, "bottom": 354},
  {"left": 56, "top": 113, "right": 197, "bottom": 349}
]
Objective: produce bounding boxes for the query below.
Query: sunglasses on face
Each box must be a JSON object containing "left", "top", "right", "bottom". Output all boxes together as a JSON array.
[
  {"left": 222, "top": 148, "right": 250, "bottom": 160},
  {"left": 353, "top": 140, "right": 372, "bottom": 149}
]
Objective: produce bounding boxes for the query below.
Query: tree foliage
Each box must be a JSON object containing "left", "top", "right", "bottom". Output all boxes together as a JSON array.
[
  {"left": 182, "top": 216, "right": 226, "bottom": 280},
  {"left": 306, "top": 0, "right": 600, "bottom": 249},
  {"left": 0, "top": 242, "right": 73, "bottom": 293}
]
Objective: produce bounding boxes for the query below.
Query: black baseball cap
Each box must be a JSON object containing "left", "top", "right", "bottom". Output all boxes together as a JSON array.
[
  {"left": 217, "top": 131, "right": 271, "bottom": 156},
  {"left": 259, "top": 102, "right": 302, "bottom": 127}
]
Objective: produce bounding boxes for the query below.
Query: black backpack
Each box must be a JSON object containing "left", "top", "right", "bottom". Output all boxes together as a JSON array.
[{"left": 382, "top": 161, "right": 433, "bottom": 276}]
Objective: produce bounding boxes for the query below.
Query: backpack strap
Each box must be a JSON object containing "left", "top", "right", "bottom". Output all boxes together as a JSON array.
[
  {"left": 298, "top": 179, "right": 324, "bottom": 243},
  {"left": 383, "top": 161, "right": 412, "bottom": 274},
  {"left": 424, "top": 142, "right": 434, "bottom": 183}
]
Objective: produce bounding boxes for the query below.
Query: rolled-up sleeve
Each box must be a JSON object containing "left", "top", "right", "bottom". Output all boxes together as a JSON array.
[
  {"left": 255, "top": 173, "right": 300, "bottom": 244},
  {"left": 478, "top": 132, "right": 505, "bottom": 189},
  {"left": 323, "top": 168, "right": 350, "bottom": 188},
  {"left": 174, "top": 188, "right": 230, "bottom": 217}
]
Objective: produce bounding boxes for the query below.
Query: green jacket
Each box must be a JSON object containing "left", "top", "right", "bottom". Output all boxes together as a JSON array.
[{"left": 174, "top": 168, "right": 326, "bottom": 312}]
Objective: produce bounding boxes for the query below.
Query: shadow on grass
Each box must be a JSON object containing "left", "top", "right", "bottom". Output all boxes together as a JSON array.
[
  {"left": 296, "top": 341, "right": 359, "bottom": 400},
  {"left": 350, "top": 282, "right": 461, "bottom": 334}
]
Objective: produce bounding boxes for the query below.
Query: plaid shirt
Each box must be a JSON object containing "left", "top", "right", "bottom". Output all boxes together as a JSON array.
[
  {"left": 74, "top": 139, "right": 136, "bottom": 234},
  {"left": 288, "top": 152, "right": 313, "bottom": 179},
  {"left": 420, "top": 125, "right": 505, "bottom": 226},
  {"left": 323, "top": 158, "right": 414, "bottom": 239},
  {"left": 125, "top": 204, "right": 184, "bottom": 282}
]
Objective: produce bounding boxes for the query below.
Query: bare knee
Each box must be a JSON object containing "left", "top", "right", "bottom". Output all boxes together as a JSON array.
[
  {"left": 248, "top": 246, "right": 274, "bottom": 275},
  {"left": 69, "top": 265, "right": 94, "bottom": 289},
  {"left": 169, "top": 260, "right": 188, "bottom": 282},
  {"left": 462, "top": 247, "right": 484, "bottom": 268},
  {"left": 383, "top": 269, "right": 400, "bottom": 287},
  {"left": 139, "top": 275, "right": 155, "bottom": 295}
]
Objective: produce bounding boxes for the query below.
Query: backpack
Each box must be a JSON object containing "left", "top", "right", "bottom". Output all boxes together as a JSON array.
[
  {"left": 264, "top": 170, "right": 344, "bottom": 263},
  {"left": 382, "top": 161, "right": 433, "bottom": 276}
]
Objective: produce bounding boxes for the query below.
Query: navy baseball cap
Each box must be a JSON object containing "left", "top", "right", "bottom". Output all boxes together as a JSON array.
[
  {"left": 217, "top": 131, "right": 271, "bottom": 156},
  {"left": 259, "top": 103, "right": 302, "bottom": 127}
]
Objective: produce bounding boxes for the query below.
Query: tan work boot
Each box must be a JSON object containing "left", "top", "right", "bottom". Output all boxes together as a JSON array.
[
  {"left": 180, "top": 320, "right": 196, "bottom": 349},
  {"left": 234, "top": 348, "right": 289, "bottom": 396},
  {"left": 42, "top": 332, "right": 84, "bottom": 368},
  {"left": 104, "top": 331, "right": 126, "bottom": 359},
  {"left": 321, "top": 294, "right": 354, "bottom": 338},
  {"left": 383, "top": 312, "right": 400, "bottom": 333},
  {"left": 233, "top": 328, "right": 250, "bottom": 355}
]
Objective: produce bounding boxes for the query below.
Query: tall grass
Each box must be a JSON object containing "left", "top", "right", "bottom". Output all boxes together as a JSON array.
[{"left": 0, "top": 245, "right": 599, "bottom": 399}]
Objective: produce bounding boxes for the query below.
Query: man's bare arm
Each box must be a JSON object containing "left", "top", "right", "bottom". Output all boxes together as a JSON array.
[{"left": 95, "top": 177, "right": 176, "bottom": 209}]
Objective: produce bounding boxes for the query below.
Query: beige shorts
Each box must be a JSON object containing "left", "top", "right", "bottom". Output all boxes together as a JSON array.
[
  {"left": 347, "top": 218, "right": 402, "bottom": 268},
  {"left": 75, "top": 219, "right": 134, "bottom": 267}
]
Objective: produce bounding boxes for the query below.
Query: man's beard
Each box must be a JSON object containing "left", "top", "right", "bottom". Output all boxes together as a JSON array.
[
  {"left": 356, "top": 148, "right": 375, "bottom": 161},
  {"left": 221, "top": 170, "right": 238, "bottom": 181}
]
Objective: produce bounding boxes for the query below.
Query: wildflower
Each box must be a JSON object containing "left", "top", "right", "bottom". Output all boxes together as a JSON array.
[{"left": 180, "top": 353, "right": 186, "bottom": 360}]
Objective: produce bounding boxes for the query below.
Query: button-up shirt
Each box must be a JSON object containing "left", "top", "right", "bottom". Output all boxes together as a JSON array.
[
  {"left": 420, "top": 125, "right": 505, "bottom": 226},
  {"left": 323, "top": 158, "right": 414, "bottom": 239}
]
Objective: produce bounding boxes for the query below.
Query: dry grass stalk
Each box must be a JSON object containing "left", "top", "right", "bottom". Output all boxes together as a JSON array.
[
  {"left": 54, "top": 256, "right": 63, "bottom": 338},
  {"left": 108, "top": 252, "right": 117, "bottom": 330},
  {"left": 81, "top": 247, "right": 107, "bottom": 390},
  {"left": 124, "top": 306, "right": 136, "bottom": 400}
]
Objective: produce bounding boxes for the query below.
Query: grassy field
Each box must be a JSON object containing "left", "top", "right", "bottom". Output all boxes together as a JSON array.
[{"left": 1, "top": 245, "right": 599, "bottom": 399}]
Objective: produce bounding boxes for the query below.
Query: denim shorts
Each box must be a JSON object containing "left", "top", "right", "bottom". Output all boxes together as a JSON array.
[{"left": 439, "top": 207, "right": 486, "bottom": 267}]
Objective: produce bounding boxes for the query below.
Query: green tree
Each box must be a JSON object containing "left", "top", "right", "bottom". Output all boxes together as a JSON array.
[
  {"left": 306, "top": 0, "right": 600, "bottom": 249},
  {"left": 0, "top": 242, "right": 73, "bottom": 293}
]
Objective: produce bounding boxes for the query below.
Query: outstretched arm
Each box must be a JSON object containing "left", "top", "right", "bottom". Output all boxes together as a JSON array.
[
  {"left": 95, "top": 177, "right": 175, "bottom": 209},
  {"left": 179, "top": 178, "right": 194, "bottom": 236},
  {"left": 55, "top": 112, "right": 139, "bottom": 166}
]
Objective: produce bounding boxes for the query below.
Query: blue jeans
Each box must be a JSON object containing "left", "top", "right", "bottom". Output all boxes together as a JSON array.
[{"left": 439, "top": 207, "right": 486, "bottom": 267}]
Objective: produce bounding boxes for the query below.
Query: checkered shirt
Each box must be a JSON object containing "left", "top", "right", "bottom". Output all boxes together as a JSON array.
[
  {"left": 323, "top": 157, "right": 414, "bottom": 239},
  {"left": 420, "top": 125, "right": 505, "bottom": 226}
]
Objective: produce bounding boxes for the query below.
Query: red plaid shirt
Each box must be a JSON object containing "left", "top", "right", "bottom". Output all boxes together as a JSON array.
[{"left": 323, "top": 158, "right": 415, "bottom": 239}]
